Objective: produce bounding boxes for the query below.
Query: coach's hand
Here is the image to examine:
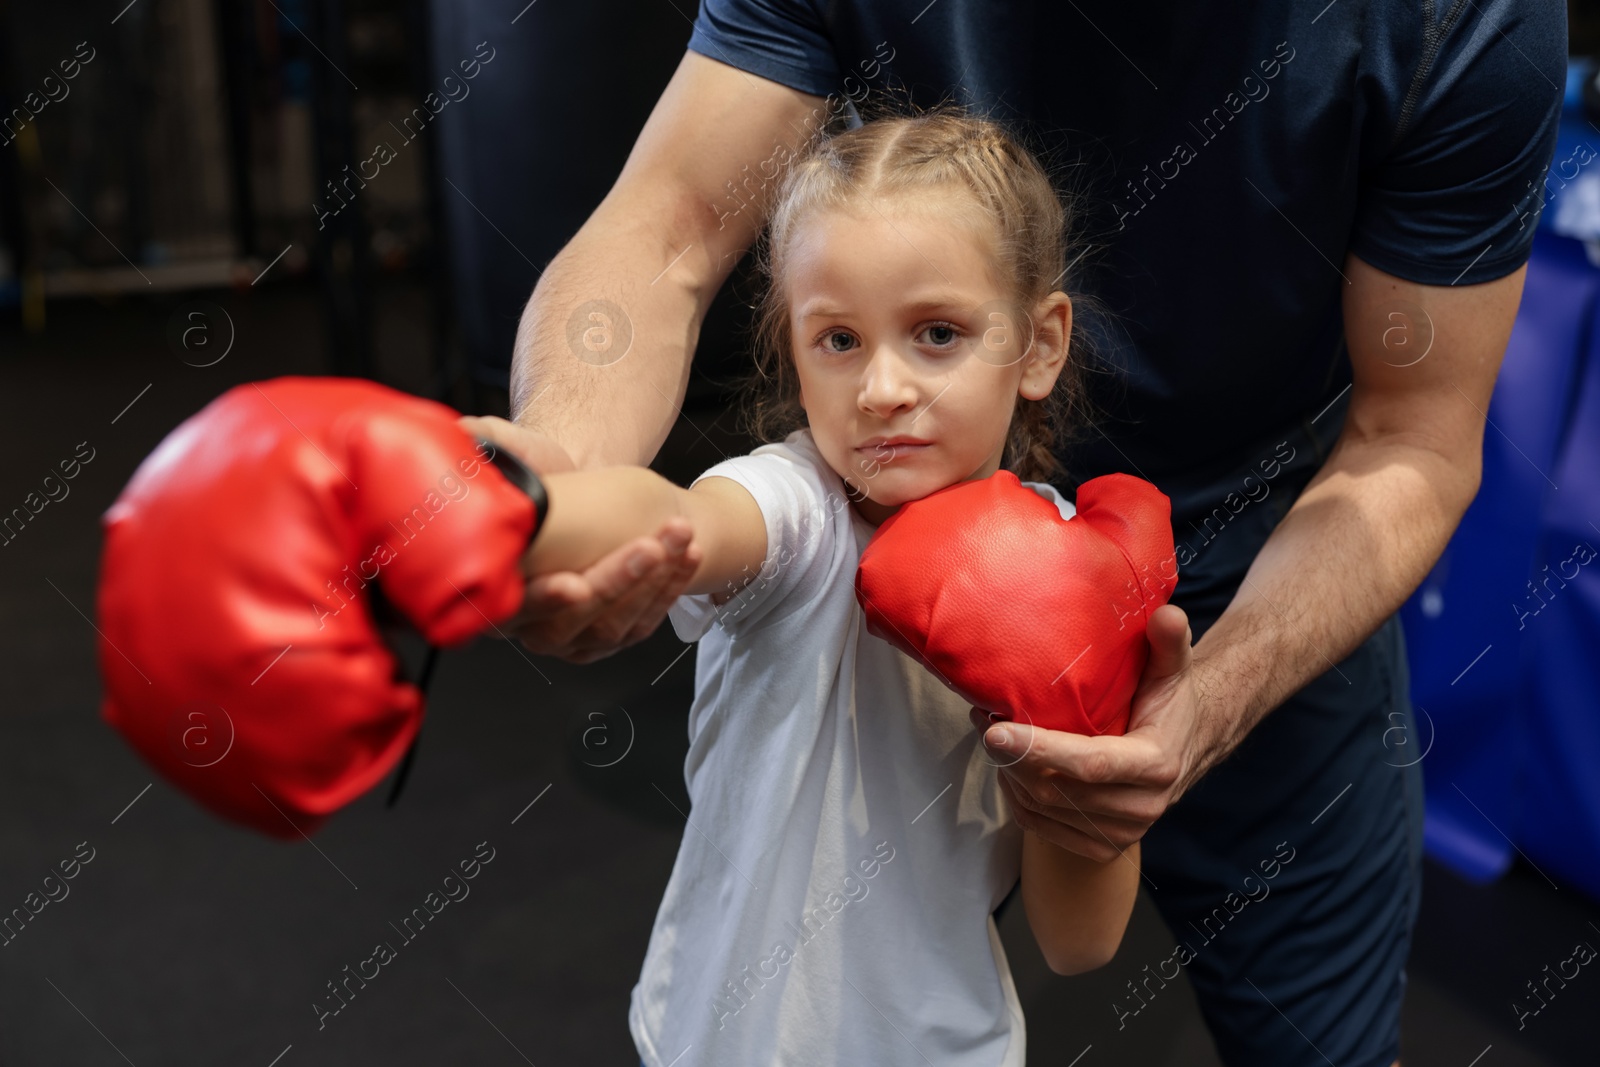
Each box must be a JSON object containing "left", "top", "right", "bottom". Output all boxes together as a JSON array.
[
  {"left": 459, "top": 415, "right": 702, "bottom": 664},
  {"left": 974, "top": 603, "right": 1211, "bottom": 861}
]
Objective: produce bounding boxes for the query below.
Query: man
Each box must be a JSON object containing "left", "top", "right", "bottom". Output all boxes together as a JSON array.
[{"left": 466, "top": 2, "right": 1564, "bottom": 1062}]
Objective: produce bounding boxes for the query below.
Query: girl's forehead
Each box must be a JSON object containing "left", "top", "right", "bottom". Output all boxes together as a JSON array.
[
  {"left": 784, "top": 202, "right": 1007, "bottom": 308},
  {"left": 802, "top": 188, "right": 992, "bottom": 235}
]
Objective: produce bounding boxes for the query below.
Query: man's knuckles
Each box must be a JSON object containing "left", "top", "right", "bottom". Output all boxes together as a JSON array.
[
  {"left": 1148, "top": 755, "right": 1182, "bottom": 791},
  {"left": 1123, "top": 794, "right": 1168, "bottom": 828},
  {"left": 1025, "top": 776, "right": 1063, "bottom": 809}
]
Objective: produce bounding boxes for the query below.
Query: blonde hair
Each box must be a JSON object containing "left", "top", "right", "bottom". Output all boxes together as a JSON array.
[{"left": 733, "top": 105, "right": 1102, "bottom": 486}]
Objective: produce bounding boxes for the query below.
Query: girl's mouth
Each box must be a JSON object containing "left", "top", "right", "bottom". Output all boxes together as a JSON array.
[{"left": 857, "top": 442, "right": 932, "bottom": 462}]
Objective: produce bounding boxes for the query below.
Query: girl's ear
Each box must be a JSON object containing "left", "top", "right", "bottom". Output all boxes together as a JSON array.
[{"left": 1019, "top": 292, "right": 1072, "bottom": 401}]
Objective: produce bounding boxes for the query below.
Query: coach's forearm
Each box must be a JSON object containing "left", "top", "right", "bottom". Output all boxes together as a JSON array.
[
  {"left": 508, "top": 188, "right": 752, "bottom": 472},
  {"left": 1185, "top": 433, "right": 1480, "bottom": 779}
]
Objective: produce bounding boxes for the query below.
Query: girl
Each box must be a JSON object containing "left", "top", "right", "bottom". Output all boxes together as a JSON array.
[{"left": 497, "top": 108, "right": 1139, "bottom": 1065}]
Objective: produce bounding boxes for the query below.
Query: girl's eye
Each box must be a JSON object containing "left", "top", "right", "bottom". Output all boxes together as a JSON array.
[
  {"left": 822, "top": 331, "right": 856, "bottom": 354},
  {"left": 814, "top": 324, "right": 960, "bottom": 353}
]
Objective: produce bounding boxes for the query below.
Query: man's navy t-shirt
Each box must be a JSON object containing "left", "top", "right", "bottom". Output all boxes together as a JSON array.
[{"left": 687, "top": 0, "right": 1564, "bottom": 621}]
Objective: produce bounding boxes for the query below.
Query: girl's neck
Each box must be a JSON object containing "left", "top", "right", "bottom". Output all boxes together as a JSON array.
[{"left": 849, "top": 493, "right": 897, "bottom": 528}]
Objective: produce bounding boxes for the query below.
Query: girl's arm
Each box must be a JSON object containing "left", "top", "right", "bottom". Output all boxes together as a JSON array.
[
  {"left": 1021, "top": 830, "right": 1140, "bottom": 976},
  {"left": 522, "top": 467, "right": 768, "bottom": 603}
]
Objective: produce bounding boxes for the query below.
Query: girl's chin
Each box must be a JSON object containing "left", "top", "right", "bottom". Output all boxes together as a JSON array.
[{"left": 849, "top": 473, "right": 959, "bottom": 508}]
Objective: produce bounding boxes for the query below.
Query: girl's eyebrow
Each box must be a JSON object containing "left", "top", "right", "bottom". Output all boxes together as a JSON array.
[{"left": 797, "top": 295, "right": 978, "bottom": 320}]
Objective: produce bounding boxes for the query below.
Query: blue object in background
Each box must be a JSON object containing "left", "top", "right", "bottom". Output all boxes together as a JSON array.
[
  {"left": 1398, "top": 59, "right": 1600, "bottom": 899},
  {"left": 1399, "top": 228, "right": 1595, "bottom": 884},
  {"left": 1517, "top": 279, "right": 1600, "bottom": 900},
  {"left": 1543, "top": 59, "right": 1600, "bottom": 246}
]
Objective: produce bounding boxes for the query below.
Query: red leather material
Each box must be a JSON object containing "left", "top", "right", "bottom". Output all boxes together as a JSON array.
[
  {"left": 855, "top": 471, "right": 1176, "bottom": 736},
  {"left": 96, "top": 377, "right": 537, "bottom": 838}
]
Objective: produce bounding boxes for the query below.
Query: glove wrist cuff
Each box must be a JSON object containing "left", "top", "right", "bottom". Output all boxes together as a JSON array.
[{"left": 479, "top": 438, "right": 549, "bottom": 544}]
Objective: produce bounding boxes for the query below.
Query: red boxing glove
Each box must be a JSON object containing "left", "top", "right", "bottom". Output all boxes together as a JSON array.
[
  {"left": 96, "top": 377, "right": 543, "bottom": 838},
  {"left": 855, "top": 472, "right": 1176, "bottom": 736}
]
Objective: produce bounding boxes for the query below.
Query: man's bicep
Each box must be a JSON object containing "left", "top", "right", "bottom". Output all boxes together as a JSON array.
[
  {"left": 608, "top": 50, "right": 831, "bottom": 262},
  {"left": 1341, "top": 253, "right": 1526, "bottom": 473}
]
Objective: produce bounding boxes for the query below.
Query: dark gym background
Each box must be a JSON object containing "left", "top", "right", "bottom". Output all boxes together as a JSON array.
[{"left": 3, "top": 2, "right": 1599, "bottom": 1064}]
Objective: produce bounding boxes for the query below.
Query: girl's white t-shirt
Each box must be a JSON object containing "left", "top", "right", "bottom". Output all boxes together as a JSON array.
[{"left": 628, "top": 427, "right": 1077, "bottom": 1067}]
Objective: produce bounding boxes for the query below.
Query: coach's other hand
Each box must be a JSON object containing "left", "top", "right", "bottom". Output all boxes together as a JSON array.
[
  {"left": 460, "top": 414, "right": 701, "bottom": 664},
  {"left": 976, "top": 603, "right": 1204, "bottom": 861}
]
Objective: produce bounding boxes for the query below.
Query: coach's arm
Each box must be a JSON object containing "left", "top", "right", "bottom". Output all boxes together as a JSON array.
[
  {"left": 467, "top": 52, "right": 828, "bottom": 663},
  {"left": 981, "top": 254, "right": 1526, "bottom": 859}
]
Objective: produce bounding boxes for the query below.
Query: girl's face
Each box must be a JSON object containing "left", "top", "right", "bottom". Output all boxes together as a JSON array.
[{"left": 785, "top": 192, "right": 1071, "bottom": 526}]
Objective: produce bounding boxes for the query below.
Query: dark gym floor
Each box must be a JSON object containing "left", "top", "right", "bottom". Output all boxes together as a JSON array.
[{"left": 1, "top": 281, "right": 1597, "bottom": 1066}]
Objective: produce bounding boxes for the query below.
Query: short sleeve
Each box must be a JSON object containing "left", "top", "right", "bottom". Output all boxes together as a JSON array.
[
  {"left": 687, "top": 0, "right": 842, "bottom": 97},
  {"left": 667, "top": 437, "right": 845, "bottom": 643},
  {"left": 1022, "top": 480, "right": 1077, "bottom": 522},
  {"left": 1349, "top": 0, "right": 1565, "bottom": 286}
]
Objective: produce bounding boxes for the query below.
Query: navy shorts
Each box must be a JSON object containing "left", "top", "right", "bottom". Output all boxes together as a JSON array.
[
  {"left": 1118, "top": 393, "right": 1423, "bottom": 1065},
  {"left": 1137, "top": 605, "right": 1424, "bottom": 1065}
]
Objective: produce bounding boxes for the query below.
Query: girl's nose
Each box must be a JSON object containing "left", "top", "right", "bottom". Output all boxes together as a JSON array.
[{"left": 857, "top": 343, "right": 920, "bottom": 418}]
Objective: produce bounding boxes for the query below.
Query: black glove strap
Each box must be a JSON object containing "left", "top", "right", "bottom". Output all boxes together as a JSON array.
[
  {"left": 482, "top": 436, "right": 550, "bottom": 545},
  {"left": 386, "top": 437, "right": 547, "bottom": 810},
  {"left": 385, "top": 644, "right": 439, "bottom": 808}
]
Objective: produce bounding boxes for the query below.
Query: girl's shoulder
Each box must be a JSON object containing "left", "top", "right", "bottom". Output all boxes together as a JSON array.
[
  {"left": 754, "top": 426, "right": 825, "bottom": 467},
  {"left": 738, "top": 427, "right": 848, "bottom": 505}
]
